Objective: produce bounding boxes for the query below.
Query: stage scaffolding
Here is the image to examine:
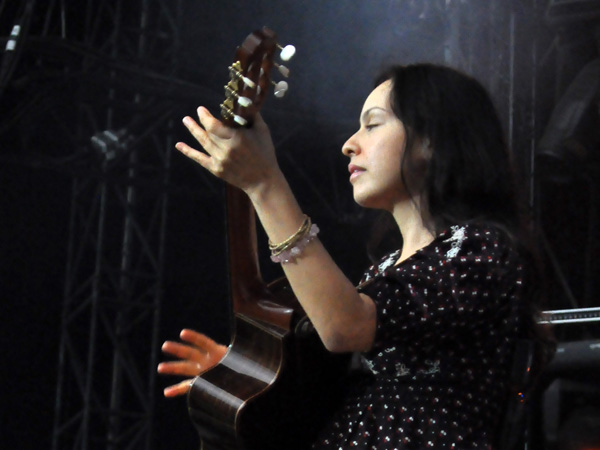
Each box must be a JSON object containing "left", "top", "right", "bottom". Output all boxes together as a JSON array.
[
  {"left": 0, "top": 0, "right": 187, "bottom": 448},
  {"left": 47, "top": 1, "right": 186, "bottom": 448}
]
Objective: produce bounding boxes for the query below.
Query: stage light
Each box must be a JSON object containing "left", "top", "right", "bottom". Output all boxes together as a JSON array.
[{"left": 90, "top": 129, "right": 130, "bottom": 161}]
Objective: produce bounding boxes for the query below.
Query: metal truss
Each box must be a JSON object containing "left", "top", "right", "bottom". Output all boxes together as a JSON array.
[
  {"left": 25, "top": 1, "right": 188, "bottom": 449},
  {"left": 53, "top": 132, "right": 172, "bottom": 450}
]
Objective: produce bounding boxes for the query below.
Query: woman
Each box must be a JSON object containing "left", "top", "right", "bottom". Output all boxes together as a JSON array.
[{"left": 159, "top": 63, "right": 546, "bottom": 449}]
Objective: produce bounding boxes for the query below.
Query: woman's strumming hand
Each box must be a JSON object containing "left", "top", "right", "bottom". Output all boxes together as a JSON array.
[{"left": 157, "top": 328, "right": 227, "bottom": 398}]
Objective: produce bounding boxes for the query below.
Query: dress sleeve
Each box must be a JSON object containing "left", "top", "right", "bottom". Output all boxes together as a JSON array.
[{"left": 363, "top": 225, "right": 524, "bottom": 351}]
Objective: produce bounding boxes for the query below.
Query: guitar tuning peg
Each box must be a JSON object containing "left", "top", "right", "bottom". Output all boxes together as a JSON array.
[
  {"left": 242, "top": 77, "right": 256, "bottom": 89},
  {"left": 273, "top": 80, "right": 288, "bottom": 98},
  {"left": 275, "top": 63, "right": 290, "bottom": 78},
  {"left": 225, "top": 85, "right": 253, "bottom": 108},
  {"left": 278, "top": 43, "right": 295, "bottom": 62},
  {"left": 238, "top": 96, "right": 252, "bottom": 107},
  {"left": 220, "top": 105, "right": 248, "bottom": 127},
  {"left": 229, "top": 63, "right": 256, "bottom": 89},
  {"left": 233, "top": 115, "right": 248, "bottom": 126}
]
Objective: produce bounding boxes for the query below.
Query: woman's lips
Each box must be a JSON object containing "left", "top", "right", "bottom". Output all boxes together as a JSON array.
[{"left": 348, "top": 164, "right": 365, "bottom": 182}]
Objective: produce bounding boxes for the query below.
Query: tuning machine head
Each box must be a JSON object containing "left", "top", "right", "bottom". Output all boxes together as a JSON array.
[
  {"left": 270, "top": 41, "right": 294, "bottom": 98},
  {"left": 273, "top": 80, "right": 288, "bottom": 98},
  {"left": 278, "top": 44, "right": 296, "bottom": 62}
]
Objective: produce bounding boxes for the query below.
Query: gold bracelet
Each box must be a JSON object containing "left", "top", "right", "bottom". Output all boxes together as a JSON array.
[
  {"left": 268, "top": 215, "right": 311, "bottom": 255},
  {"left": 270, "top": 222, "right": 320, "bottom": 264}
]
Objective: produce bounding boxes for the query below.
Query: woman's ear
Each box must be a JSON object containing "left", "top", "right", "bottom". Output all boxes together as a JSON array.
[
  {"left": 411, "top": 136, "right": 432, "bottom": 169},
  {"left": 420, "top": 137, "right": 432, "bottom": 159}
]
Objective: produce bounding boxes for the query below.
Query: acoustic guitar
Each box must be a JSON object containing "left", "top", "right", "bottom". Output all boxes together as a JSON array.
[{"left": 187, "top": 27, "right": 350, "bottom": 450}]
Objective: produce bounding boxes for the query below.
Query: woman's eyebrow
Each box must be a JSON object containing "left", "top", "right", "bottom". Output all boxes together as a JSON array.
[{"left": 360, "top": 107, "right": 388, "bottom": 124}]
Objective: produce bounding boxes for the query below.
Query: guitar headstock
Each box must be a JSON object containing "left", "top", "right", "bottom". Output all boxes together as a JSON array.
[{"left": 221, "top": 27, "right": 294, "bottom": 128}]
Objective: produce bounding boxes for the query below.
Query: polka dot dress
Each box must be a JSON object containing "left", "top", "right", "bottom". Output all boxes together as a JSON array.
[{"left": 312, "top": 224, "right": 527, "bottom": 449}]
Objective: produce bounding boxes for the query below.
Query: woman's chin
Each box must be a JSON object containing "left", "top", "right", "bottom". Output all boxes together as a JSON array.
[{"left": 353, "top": 192, "right": 382, "bottom": 210}]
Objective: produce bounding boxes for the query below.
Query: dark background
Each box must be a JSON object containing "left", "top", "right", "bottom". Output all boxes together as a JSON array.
[{"left": 1, "top": 1, "right": 599, "bottom": 449}]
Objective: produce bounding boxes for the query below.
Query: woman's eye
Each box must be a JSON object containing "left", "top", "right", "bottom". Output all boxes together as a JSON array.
[{"left": 366, "top": 124, "right": 379, "bottom": 130}]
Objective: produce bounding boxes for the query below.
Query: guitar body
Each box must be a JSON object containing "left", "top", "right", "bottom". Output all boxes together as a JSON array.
[{"left": 189, "top": 307, "right": 350, "bottom": 450}]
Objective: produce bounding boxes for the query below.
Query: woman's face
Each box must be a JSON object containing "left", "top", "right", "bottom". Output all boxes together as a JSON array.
[{"left": 342, "top": 80, "right": 410, "bottom": 211}]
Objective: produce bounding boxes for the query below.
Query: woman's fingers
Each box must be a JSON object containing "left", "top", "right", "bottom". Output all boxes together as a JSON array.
[
  {"left": 159, "top": 331, "right": 226, "bottom": 370},
  {"left": 176, "top": 110, "right": 235, "bottom": 176},
  {"left": 161, "top": 341, "right": 204, "bottom": 362},
  {"left": 176, "top": 105, "right": 280, "bottom": 194},
  {"left": 157, "top": 360, "right": 202, "bottom": 377},
  {"left": 181, "top": 329, "right": 220, "bottom": 351},
  {"left": 181, "top": 329, "right": 227, "bottom": 360},
  {"left": 180, "top": 328, "right": 210, "bottom": 341},
  {"left": 175, "top": 139, "right": 212, "bottom": 170},
  {"left": 181, "top": 107, "right": 232, "bottom": 152},
  {"left": 197, "top": 106, "right": 232, "bottom": 139},
  {"left": 158, "top": 330, "right": 227, "bottom": 398},
  {"left": 163, "top": 379, "right": 193, "bottom": 398}
]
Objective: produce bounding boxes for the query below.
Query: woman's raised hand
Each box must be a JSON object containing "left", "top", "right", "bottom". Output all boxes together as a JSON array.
[
  {"left": 157, "top": 328, "right": 227, "bottom": 398},
  {"left": 175, "top": 107, "right": 282, "bottom": 195}
]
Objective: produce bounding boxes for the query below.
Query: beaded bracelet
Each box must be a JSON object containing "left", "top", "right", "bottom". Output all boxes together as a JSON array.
[
  {"left": 269, "top": 215, "right": 320, "bottom": 264},
  {"left": 268, "top": 215, "right": 311, "bottom": 254},
  {"left": 270, "top": 224, "right": 320, "bottom": 264}
]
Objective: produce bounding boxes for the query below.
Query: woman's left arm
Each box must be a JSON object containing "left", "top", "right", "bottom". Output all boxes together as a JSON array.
[{"left": 175, "top": 107, "right": 377, "bottom": 353}]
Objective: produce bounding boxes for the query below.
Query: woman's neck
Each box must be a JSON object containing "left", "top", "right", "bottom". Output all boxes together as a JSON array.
[{"left": 391, "top": 197, "right": 435, "bottom": 264}]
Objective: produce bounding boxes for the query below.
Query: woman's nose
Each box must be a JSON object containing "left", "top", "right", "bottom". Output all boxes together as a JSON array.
[{"left": 342, "top": 132, "right": 360, "bottom": 157}]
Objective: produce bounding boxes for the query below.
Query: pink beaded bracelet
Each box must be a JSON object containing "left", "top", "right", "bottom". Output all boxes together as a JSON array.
[{"left": 270, "top": 223, "right": 320, "bottom": 264}]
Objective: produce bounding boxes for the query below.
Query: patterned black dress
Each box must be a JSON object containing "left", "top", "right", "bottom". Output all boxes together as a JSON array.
[{"left": 312, "top": 224, "right": 527, "bottom": 449}]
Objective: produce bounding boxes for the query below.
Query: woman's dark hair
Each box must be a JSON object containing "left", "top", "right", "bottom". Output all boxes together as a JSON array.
[
  {"left": 375, "top": 63, "right": 520, "bottom": 234},
  {"left": 368, "top": 63, "right": 554, "bottom": 376}
]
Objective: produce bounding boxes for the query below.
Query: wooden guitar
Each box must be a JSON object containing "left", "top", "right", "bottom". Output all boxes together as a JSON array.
[{"left": 187, "top": 27, "right": 350, "bottom": 450}]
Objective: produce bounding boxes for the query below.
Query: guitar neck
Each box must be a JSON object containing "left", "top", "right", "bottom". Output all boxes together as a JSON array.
[
  {"left": 220, "top": 27, "right": 299, "bottom": 331},
  {"left": 225, "top": 184, "right": 296, "bottom": 330},
  {"left": 226, "top": 185, "right": 261, "bottom": 305}
]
